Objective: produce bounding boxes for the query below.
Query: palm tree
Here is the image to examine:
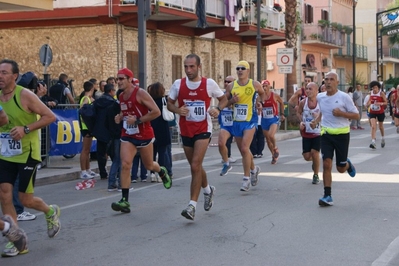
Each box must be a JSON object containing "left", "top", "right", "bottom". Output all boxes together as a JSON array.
[{"left": 284, "top": 0, "right": 298, "bottom": 124}]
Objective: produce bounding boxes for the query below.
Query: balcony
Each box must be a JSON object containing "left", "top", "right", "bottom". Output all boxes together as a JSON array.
[
  {"left": 334, "top": 42, "right": 368, "bottom": 61},
  {"left": 302, "top": 24, "right": 346, "bottom": 49}
]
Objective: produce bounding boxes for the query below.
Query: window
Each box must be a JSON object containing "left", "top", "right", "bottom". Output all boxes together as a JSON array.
[
  {"left": 224, "top": 60, "right": 231, "bottom": 78},
  {"left": 249, "top": 62, "right": 255, "bottom": 80},
  {"left": 321, "top": 9, "right": 329, "bottom": 21},
  {"left": 126, "top": 51, "right": 138, "bottom": 78},
  {"left": 304, "top": 4, "right": 313, "bottom": 24},
  {"left": 172, "top": 55, "right": 182, "bottom": 83}
]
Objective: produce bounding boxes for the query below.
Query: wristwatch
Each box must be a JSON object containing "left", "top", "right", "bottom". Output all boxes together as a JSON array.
[{"left": 24, "top": 125, "right": 30, "bottom": 134}]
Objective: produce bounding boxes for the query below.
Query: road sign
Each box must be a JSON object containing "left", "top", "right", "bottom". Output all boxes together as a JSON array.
[
  {"left": 277, "top": 48, "right": 294, "bottom": 66},
  {"left": 39, "top": 44, "right": 53, "bottom": 67},
  {"left": 278, "top": 66, "right": 292, "bottom": 74}
]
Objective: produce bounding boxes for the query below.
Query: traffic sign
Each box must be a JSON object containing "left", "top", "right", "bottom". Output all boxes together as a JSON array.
[
  {"left": 278, "top": 66, "right": 292, "bottom": 74},
  {"left": 39, "top": 44, "right": 53, "bottom": 67},
  {"left": 277, "top": 48, "right": 294, "bottom": 66}
]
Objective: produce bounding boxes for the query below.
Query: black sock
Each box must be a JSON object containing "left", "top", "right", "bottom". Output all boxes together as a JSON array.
[
  {"left": 324, "top": 187, "right": 331, "bottom": 197},
  {"left": 122, "top": 189, "right": 129, "bottom": 201},
  {"left": 159, "top": 168, "right": 165, "bottom": 178}
]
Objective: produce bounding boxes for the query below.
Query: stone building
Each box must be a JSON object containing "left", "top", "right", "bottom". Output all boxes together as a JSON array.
[{"left": 0, "top": 0, "right": 285, "bottom": 94}]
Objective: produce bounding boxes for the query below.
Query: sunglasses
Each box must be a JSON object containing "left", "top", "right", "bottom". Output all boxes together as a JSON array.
[
  {"left": 224, "top": 80, "right": 232, "bottom": 83},
  {"left": 117, "top": 77, "right": 127, "bottom": 81},
  {"left": 236, "top": 67, "right": 246, "bottom": 71}
]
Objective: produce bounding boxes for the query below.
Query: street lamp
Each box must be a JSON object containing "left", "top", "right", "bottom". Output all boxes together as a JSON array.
[{"left": 352, "top": 0, "right": 358, "bottom": 88}]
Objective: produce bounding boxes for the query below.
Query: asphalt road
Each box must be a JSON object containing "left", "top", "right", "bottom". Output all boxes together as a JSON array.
[{"left": 3, "top": 122, "right": 399, "bottom": 266}]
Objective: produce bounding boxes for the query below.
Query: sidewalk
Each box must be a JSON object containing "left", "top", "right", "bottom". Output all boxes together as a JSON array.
[{"left": 35, "top": 129, "right": 302, "bottom": 186}]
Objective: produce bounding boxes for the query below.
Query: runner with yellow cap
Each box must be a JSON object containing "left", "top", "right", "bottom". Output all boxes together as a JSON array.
[{"left": 222, "top": 60, "right": 264, "bottom": 191}]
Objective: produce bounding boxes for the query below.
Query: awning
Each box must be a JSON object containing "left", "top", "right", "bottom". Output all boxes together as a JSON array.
[{"left": 0, "top": 0, "right": 53, "bottom": 12}]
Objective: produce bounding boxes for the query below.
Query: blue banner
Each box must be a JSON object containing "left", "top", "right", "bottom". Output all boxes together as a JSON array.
[{"left": 49, "top": 109, "right": 97, "bottom": 156}]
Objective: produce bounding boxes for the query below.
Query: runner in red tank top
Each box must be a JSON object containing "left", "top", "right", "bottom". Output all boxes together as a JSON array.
[
  {"left": 392, "top": 86, "right": 399, "bottom": 133},
  {"left": 167, "top": 54, "right": 227, "bottom": 221},
  {"left": 365, "top": 81, "right": 388, "bottom": 149},
  {"left": 111, "top": 68, "right": 172, "bottom": 214}
]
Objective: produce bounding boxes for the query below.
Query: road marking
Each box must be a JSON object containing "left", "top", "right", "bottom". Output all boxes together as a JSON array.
[
  {"left": 347, "top": 153, "right": 380, "bottom": 164},
  {"left": 372, "top": 236, "right": 399, "bottom": 266},
  {"left": 33, "top": 168, "right": 222, "bottom": 217}
]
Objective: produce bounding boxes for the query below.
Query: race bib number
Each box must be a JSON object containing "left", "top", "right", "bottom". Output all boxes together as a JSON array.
[
  {"left": 221, "top": 110, "right": 233, "bottom": 127},
  {"left": 234, "top": 104, "right": 248, "bottom": 121},
  {"left": 123, "top": 118, "right": 139, "bottom": 135},
  {"left": 0, "top": 133, "right": 22, "bottom": 157},
  {"left": 185, "top": 101, "right": 206, "bottom": 122},
  {"left": 303, "top": 110, "right": 320, "bottom": 134},
  {"left": 370, "top": 104, "right": 380, "bottom": 111},
  {"left": 262, "top": 107, "right": 274, "bottom": 119}
]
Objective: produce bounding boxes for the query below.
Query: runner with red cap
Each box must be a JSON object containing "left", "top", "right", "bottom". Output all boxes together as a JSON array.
[{"left": 111, "top": 67, "right": 172, "bottom": 213}]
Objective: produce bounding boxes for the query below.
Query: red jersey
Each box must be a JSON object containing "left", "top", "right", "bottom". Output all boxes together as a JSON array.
[
  {"left": 392, "top": 90, "right": 399, "bottom": 115},
  {"left": 119, "top": 87, "right": 154, "bottom": 140},
  {"left": 261, "top": 93, "right": 278, "bottom": 119},
  {"left": 369, "top": 90, "right": 385, "bottom": 114},
  {"left": 178, "top": 77, "right": 211, "bottom": 138}
]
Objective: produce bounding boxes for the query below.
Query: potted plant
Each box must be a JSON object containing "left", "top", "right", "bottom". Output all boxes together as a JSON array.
[
  {"left": 343, "top": 25, "right": 353, "bottom": 35},
  {"left": 318, "top": 19, "right": 330, "bottom": 28},
  {"left": 330, "top": 22, "right": 343, "bottom": 31}
]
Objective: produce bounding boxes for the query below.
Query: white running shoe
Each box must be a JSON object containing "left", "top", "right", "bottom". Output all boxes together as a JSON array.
[
  {"left": 150, "top": 173, "right": 157, "bottom": 183},
  {"left": 17, "top": 212, "right": 36, "bottom": 221},
  {"left": 80, "top": 172, "right": 94, "bottom": 180},
  {"left": 228, "top": 156, "right": 237, "bottom": 163}
]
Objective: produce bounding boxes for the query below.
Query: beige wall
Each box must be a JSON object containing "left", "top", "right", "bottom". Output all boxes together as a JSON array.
[{"left": 0, "top": 24, "right": 259, "bottom": 94}]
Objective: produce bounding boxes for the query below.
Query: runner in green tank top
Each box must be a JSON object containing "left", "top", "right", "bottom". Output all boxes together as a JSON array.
[{"left": 0, "top": 59, "right": 61, "bottom": 257}]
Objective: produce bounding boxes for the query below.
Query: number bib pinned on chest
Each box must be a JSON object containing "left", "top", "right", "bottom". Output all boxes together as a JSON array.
[
  {"left": 0, "top": 133, "right": 22, "bottom": 157},
  {"left": 262, "top": 107, "right": 274, "bottom": 119},
  {"left": 185, "top": 101, "right": 206, "bottom": 122},
  {"left": 123, "top": 118, "right": 139, "bottom": 135},
  {"left": 234, "top": 104, "right": 248, "bottom": 121},
  {"left": 221, "top": 109, "right": 233, "bottom": 127}
]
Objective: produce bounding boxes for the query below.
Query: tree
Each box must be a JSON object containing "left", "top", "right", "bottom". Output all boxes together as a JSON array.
[{"left": 284, "top": 0, "right": 298, "bottom": 124}]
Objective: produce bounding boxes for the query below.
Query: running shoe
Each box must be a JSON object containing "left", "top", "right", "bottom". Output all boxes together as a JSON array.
[
  {"left": 1, "top": 242, "right": 29, "bottom": 257},
  {"left": 228, "top": 156, "right": 237, "bottom": 163},
  {"left": 88, "top": 171, "right": 100, "bottom": 178},
  {"left": 131, "top": 179, "right": 137, "bottom": 183},
  {"left": 319, "top": 195, "right": 334, "bottom": 206},
  {"left": 46, "top": 205, "right": 61, "bottom": 238},
  {"left": 271, "top": 158, "right": 277, "bottom": 164},
  {"left": 17, "top": 211, "right": 36, "bottom": 221},
  {"left": 357, "top": 126, "right": 365, "bottom": 130},
  {"left": 350, "top": 126, "right": 357, "bottom": 130},
  {"left": 160, "top": 166, "right": 172, "bottom": 189},
  {"left": 107, "top": 184, "right": 118, "bottom": 192},
  {"left": 240, "top": 178, "right": 251, "bottom": 192},
  {"left": 220, "top": 163, "right": 232, "bottom": 176},
  {"left": 250, "top": 166, "right": 260, "bottom": 186},
  {"left": 381, "top": 139, "right": 385, "bottom": 148},
  {"left": 204, "top": 186, "right": 215, "bottom": 211},
  {"left": 369, "top": 142, "right": 376, "bottom": 149},
  {"left": 181, "top": 204, "right": 195, "bottom": 220},
  {"left": 312, "top": 174, "right": 320, "bottom": 184},
  {"left": 150, "top": 173, "right": 157, "bottom": 182},
  {"left": 111, "top": 198, "right": 130, "bottom": 213},
  {"left": 1, "top": 215, "right": 28, "bottom": 252},
  {"left": 80, "top": 172, "right": 94, "bottom": 180},
  {"left": 346, "top": 158, "right": 356, "bottom": 178}
]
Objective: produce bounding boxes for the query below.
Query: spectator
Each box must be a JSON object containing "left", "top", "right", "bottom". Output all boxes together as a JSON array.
[
  {"left": 79, "top": 81, "right": 99, "bottom": 179},
  {"left": 131, "top": 151, "right": 147, "bottom": 182},
  {"left": 94, "top": 80, "right": 106, "bottom": 100},
  {"left": 49, "top": 73, "right": 75, "bottom": 105},
  {"left": 148, "top": 82, "right": 173, "bottom": 182}
]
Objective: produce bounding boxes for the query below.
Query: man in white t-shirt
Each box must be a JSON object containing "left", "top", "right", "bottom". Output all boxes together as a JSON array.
[{"left": 310, "top": 72, "right": 359, "bottom": 207}]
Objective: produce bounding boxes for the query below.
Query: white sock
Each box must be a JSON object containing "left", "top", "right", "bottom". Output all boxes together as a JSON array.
[
  {"left": 243, "top": 176, "right": 250, "bottom": 181},
  {"left": 372, "top": 139, "right": 376, "bottom": 143},
  {"left": 189, "top": 200, "right": 197, "bottom": 208},
  {"left": 203, "top": 185, "right": 211, "bottom": 194},
  {"left": 2, "top": 222, "right": 10, "bottom": 234},
  {"left": 81, "top": 170, "right": 87, "bottom": 174}
]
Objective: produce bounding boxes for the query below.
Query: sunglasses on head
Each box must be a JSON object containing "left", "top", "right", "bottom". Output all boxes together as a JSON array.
[{"left": 236, "top": 67, "right": 246, "bottom": 71}]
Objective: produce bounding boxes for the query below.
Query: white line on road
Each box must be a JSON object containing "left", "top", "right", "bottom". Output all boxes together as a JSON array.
[{"left": 372, "top": 236, "right": 399, "bottom": 266}]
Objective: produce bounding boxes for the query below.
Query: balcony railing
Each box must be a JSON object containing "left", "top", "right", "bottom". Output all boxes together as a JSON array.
[
  {"left": 302, "top": 24, "right": 345, "bottom": 47},
  {"left": 335, "top": 42, "right": 368, "bottom": 60},
  {"left": 387, "top": 48, "right": 399, "bottom": 59},
  {"left": 125, "top": 0, "right": 286, "bottom": 31}
]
